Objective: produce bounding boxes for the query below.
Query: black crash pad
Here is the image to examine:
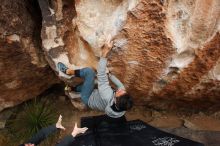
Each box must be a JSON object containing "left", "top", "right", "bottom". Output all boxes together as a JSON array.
[{"left": 71, "top": 115, "right": 204, "bottom": 146}]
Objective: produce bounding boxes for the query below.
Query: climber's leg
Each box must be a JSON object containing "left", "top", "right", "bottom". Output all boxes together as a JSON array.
[
  {"left": 74, "top": 67, "right": 95, "bottom": 105},
  {"left": 57, "top": 62, "right": 95, "bottom": 104}
]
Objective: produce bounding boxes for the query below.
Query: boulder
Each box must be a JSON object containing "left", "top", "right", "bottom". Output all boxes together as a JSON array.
[
  {"left": 0, "top": 0, "right": 59, "bottom": 111},
  {"left": 1, "top": 0, "right": 220, "bottom": 111},
  {"left": 38, "top": 0, "right": 220, "bottom": 111}
]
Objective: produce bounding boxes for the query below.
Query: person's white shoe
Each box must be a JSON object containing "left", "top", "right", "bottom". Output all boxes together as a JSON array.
[
  {"left": 69, "top": 92, "right": 81, "bottom": 99},
  {"left": 65, "top": 91, "right": 81, "bottom": 99}
]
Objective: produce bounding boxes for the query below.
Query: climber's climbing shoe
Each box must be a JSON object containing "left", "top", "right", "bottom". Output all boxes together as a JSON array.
[
  {"left": 57, "top": 62, "right": 68, "bottom": 74},
  {"left": 64, "top": 85, "right": 72, "bottom": 91}
]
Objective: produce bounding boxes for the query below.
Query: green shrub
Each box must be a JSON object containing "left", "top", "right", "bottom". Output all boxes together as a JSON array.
[{"left": 7, "top": 99, "right": 58, "bottom": 143}]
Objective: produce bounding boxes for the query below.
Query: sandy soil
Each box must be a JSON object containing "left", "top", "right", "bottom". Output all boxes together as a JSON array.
[{"left": 0, "top": 91, "right": 220, "bottom": 146}]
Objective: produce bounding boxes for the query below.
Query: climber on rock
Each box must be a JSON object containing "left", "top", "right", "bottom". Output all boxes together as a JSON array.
[{"left": 57, "top": 38, "right": 133, "bottom": 118}]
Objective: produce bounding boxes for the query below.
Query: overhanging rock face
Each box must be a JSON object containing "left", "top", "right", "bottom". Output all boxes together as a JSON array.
[{"left": 39, "top": 0, "right": 220, "bottom": 110}]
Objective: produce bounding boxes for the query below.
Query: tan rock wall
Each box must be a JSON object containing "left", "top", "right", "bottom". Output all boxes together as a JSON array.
[
  {"left": 38, "top": 0, "right": 220, "bottom": 111},
  {"left": 0, "top": 0, "right": 59, "bottom": 111},
  {"left": 2, "top": 0, "right": 219, "bottom": 111}
]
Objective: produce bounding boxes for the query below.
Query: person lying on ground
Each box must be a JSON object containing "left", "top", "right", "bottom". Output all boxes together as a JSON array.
[
  {"left": 57, "top": 37, "right": 133, "bottom": 118},
  {"left": 19, "top": 115, "right": 88, "bottom": 146}
]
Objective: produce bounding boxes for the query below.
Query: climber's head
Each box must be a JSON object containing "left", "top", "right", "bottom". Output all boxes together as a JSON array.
[{"left": 115, "top": 89, "right": 133, "bottom": 111}]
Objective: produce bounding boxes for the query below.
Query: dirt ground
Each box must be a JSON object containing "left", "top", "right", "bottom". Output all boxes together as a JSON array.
[
  {"left": 0, "top": 90, "right": 220, "bottom": 146},
  {"left": 54, "top": 94, "right": 220, "bottom": 146}
]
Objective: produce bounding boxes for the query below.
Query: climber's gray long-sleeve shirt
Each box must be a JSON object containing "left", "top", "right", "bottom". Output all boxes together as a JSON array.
[{"left": 88, "top": 57, "right": 126, "bottom": 118}]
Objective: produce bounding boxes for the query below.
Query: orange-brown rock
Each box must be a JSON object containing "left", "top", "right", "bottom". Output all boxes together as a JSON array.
[
  {"left": 38, "top": 0, "right": 220, "bottom": 111},
  {"left": 1, "top": 0, "right": 220, "bottom": 111},
  {"left": 0, "top": 0, "right": 59, "bottom": 111}
]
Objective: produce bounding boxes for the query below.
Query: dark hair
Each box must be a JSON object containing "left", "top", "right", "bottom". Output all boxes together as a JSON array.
[{"left": 117, "top": 93, "right": 133, "bottom": 111}]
